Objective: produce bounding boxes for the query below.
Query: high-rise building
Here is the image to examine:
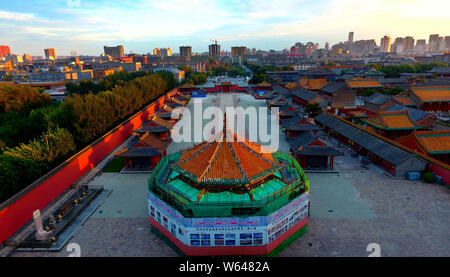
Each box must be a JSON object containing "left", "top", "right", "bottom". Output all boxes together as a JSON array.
[
  {"left": 348, "top": 32, "right": 354, "bottom": 52},
  {"left": 437, "top": 36, "right": 444, "bottom": 52},
  {"left": 404, "top": 36, "right": 415, "bottom": 51},
  {"left": 428, "top": 34, "right": 439, "bottom": 52},
  {"left": 325, "top": 42, "right": 330, "bottom": 51},
  {"left": 44, "top": 48, "right": 56, "bottom": 60},
  {"left": 0, "top": 45, "right": 10, "bottom": 58},
  {"left": 231, "top": 46, "right": 246, "bottom": 58},
  {"left": 179, "top": 46, "right": 192, "bottom": 60},
  {"left": 415, "top": 39, "right": 427, "bottom": 52},
  {"left": 23, "top": 54, "right": 32, "bottom": 62},
  {"left": 444, "top": 36, "right": 450, "bottom": 51},
  {"left": 380, "top": 35, "right": 391, "bottom": 53},
  {"left": 153, "top": 48, "right": 172, "bottom": 57},
  {"left": 209, "top": 43, "right": 221, "bottom": 57},
  {"left": 104, "top": 45, "right": 124, "bottom": 59}
]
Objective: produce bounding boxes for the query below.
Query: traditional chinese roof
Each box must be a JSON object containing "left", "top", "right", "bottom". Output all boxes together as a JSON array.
[
  {"left": 284, "top": 118, "right": 322, "bottom": 131},
  {"left": 268, "top": 97, "right": 289, "bottom": 107},
  {"left": 298, "top": 78, "right": 328, "bottom": 90},
  {"left": 285, "top": 82, "right": 299, "bottom": 89},
  {"left": 291, "top": 88, "right": 321, "bottom": 102},
  {"left": 257, "top": 81, "right": 272, "bottom": 87},
  {"left": 157, "top": 110, "right": 173, "bottom": 120},
  {"left": 180, "top": 82, "right": 194, "bottom": 89},
  {"left": 170, "top": 96, "right": 187, "bottom": 106},
  {"left": 315, "top": 113, "right": 420, "bottom": 165},
  {"left": 147, "top": 114, "right": 174, "bottom": 129},
  {"left": 348, "top": 111, "right": 368, "bottom": 118},
  {"left": 171, "top": 122, "right": 282, "bottom": 185},
  {"left": 386, "top": 105, "right": 433, "bottom": 123},
  {"left": 365, "top": 93, "right": 392, "bottom": 106},
  {"left": 115, "top": 146, "right": 161, "bottom": 158},
  {"left": 428, "top": 67, "right": 450, "bottom": 74},
  {"left": 393, "top": 96, "right": 415, "bottom": 106},
  {"left": 397, "top": 130, "right": 450, "bottom": 155},
  {"left": 345, "top": 78, "right": 382, "bottom": 89},
  {"left": 162, "top": 104, "right": 174, "bottom": 113},
  {"left": 139, "top": 133, "right": 170, "bottom": 153},
  {"left": 286, "top": 132, "right": 343, "bottom": 156},
  {"left": 365, "top": 110, "right": 423, "bottom": 131},
  {"left": 321, "top": 82, "right": 346, "bottom": 94},
  {"left": 410, "top": 86, "right": 450, "bottom": 103},
  {"left": 134, "top": 125, "right": 169, "bottom": 134}
]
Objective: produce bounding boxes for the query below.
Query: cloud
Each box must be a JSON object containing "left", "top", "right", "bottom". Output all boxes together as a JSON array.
[
  {"left": 0, "top": 10, "right": 35, "bottom": 21},
  {"left": 0, "top": 0, "right": 449, "bottom": 55}
]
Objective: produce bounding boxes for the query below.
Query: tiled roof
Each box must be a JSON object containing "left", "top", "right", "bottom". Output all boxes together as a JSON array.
[
  {"left": 315, "top": 113, "right": 419, "bottom": 165},
  {"left": 346, "top": 78, "right": 382, "bottom": 89},
  {"left": 397, "top": 130, "right": 450, "bottom": 155},
  {"left": 286, "top": 132, "right": 343, "bottom": 156},
  {"left": 172, "top": 129, "right": 281, "bottom": 185},
  {"left": 284, "top": 82, "right": 299, "bottom": 89},
  {"left": 386, "top": 105, "right": 431, "bottom": 122},
  {"left": 115, "top": 146, "right": 161, "bottom": 158},
  {"left": 365, "top": 93, "right": 392, "bottom": 105},
  {"left": 428, "top": 67, "right": 450, "bottom": 74},
  {"left": 139, "top": 133, "right": 170, "bottom": 153},
  {"left": 348, "top": 111, "right": 368, "bottom": 118},
  {"left": 393, "top": 96, "right": 414, "bottom": 106},
  {"left": 257, "top": 81, "right": 272, "bottom": 87},
  {"left": 321, "top": 82, "right": 346, "bottom": 94},
  {"left": 291, "top": 88, "right": 320, "bottom": 101},
  {"left": 148, "top": 114, "right": 174, "bottom": 129},
  {"left": 170, "top": 96, "right": 187, "bottom": 106},
  {"left": 298, "top": 78, "right": 328, "bottom": 90},
  {"left": 134, "top": 125, "right": 169, "bottom": 134},
  {"left": 365, "top": 111, "right": 422, "bottom": 130},
  {"left": 410, "top": 86, "right": 450, "bottom": 103},
  {"left": 415, "top": 131, "right": 450, "bottom": 154},
  {"left": 180, "top": 82, "right": 194, "bottom": 89},
  {"left": 285, "top": 118, "right": 322, "bottom": 131}
]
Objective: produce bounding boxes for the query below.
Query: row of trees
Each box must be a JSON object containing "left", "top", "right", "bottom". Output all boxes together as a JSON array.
[
  {"left": 358, "top": 87, "right": 405, "bottom": 97},
  {"left": 372, "top": 62, "right": 448, "bottom": 78},
  {"left": 0, "top": 127, "right": 76, "bottom": 202},
  {"left": 0, "top": 71, "right": 176, "bottom": 203}
]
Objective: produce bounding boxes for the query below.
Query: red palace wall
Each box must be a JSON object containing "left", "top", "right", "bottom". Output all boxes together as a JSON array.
[{"left": 0, "top": 88, "right": 179, "bottom": 245}]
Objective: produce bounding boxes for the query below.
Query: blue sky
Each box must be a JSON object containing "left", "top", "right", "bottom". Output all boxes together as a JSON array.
[{"left": 0, "top": 0, "right": 449, "bottom": 56}]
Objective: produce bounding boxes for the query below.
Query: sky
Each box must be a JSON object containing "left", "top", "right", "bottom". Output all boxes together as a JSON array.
[{"left": 0, "top": 0, "right": 449, "bottom": 56}]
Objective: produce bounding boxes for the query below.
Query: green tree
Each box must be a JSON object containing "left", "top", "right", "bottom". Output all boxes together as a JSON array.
[{"left": 306, "top": 103, "right": 323, "bottom": 118}]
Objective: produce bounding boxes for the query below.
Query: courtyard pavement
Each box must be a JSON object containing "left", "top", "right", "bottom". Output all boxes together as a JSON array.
[{"left": 10, "top": 93, "right": 450, "bottom": 257}]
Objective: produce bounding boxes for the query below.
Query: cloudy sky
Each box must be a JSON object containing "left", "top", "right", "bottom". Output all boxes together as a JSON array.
[{"left": 0, "top": 0, "right": 449, "bottom": 56}]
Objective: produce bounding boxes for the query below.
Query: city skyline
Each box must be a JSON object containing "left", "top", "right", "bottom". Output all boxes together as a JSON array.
[{"left": 0, "top": 0, "right": 449, "bottom": 56}]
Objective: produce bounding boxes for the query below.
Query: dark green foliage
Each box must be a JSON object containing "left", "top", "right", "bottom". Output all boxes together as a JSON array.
[
  {"left": 0, "top": 154, "right": 45, "bottom": 203},
  {"left": 65, "top": 71, "right": 154, "bottom": 95},
  {"left": 307, "top": 103, "right": 323, "bottom": 118},
  {"left": 184, "top": 72, "right": 208, "bottom": 85},
  {"left": 103, "top": 157, "right": 125, "bottom": 172},
  {"left": 423, "top": 172, "right": 436, "bottom": 183},
  {"left": 0, "top": 85, "right": 51, "bottom": 113},
  {"left": 376, "top": 62, "right": 448, "bottom": 78},
  {"left": 0, "top": 71, "right": 173, "bottom": 204}
]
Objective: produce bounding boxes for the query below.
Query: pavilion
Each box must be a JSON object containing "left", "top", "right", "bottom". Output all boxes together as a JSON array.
[{"left": 148, "top": 117, "right": 310, "bottom": 256}]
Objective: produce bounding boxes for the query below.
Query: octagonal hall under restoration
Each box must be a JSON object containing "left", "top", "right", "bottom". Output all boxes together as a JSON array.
[{"left": 148, "top": 122, "right": 310, "bottom": 256}]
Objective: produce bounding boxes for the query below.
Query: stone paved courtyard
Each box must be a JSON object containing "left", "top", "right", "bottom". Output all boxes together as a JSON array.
[{"left": 10, "top": 93, "right": 450, "bottom": 257}]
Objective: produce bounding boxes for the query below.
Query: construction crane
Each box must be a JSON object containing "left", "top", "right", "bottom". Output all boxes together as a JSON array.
[{"left": 210, "top": 39, "right": 219, "bottom": 45}]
